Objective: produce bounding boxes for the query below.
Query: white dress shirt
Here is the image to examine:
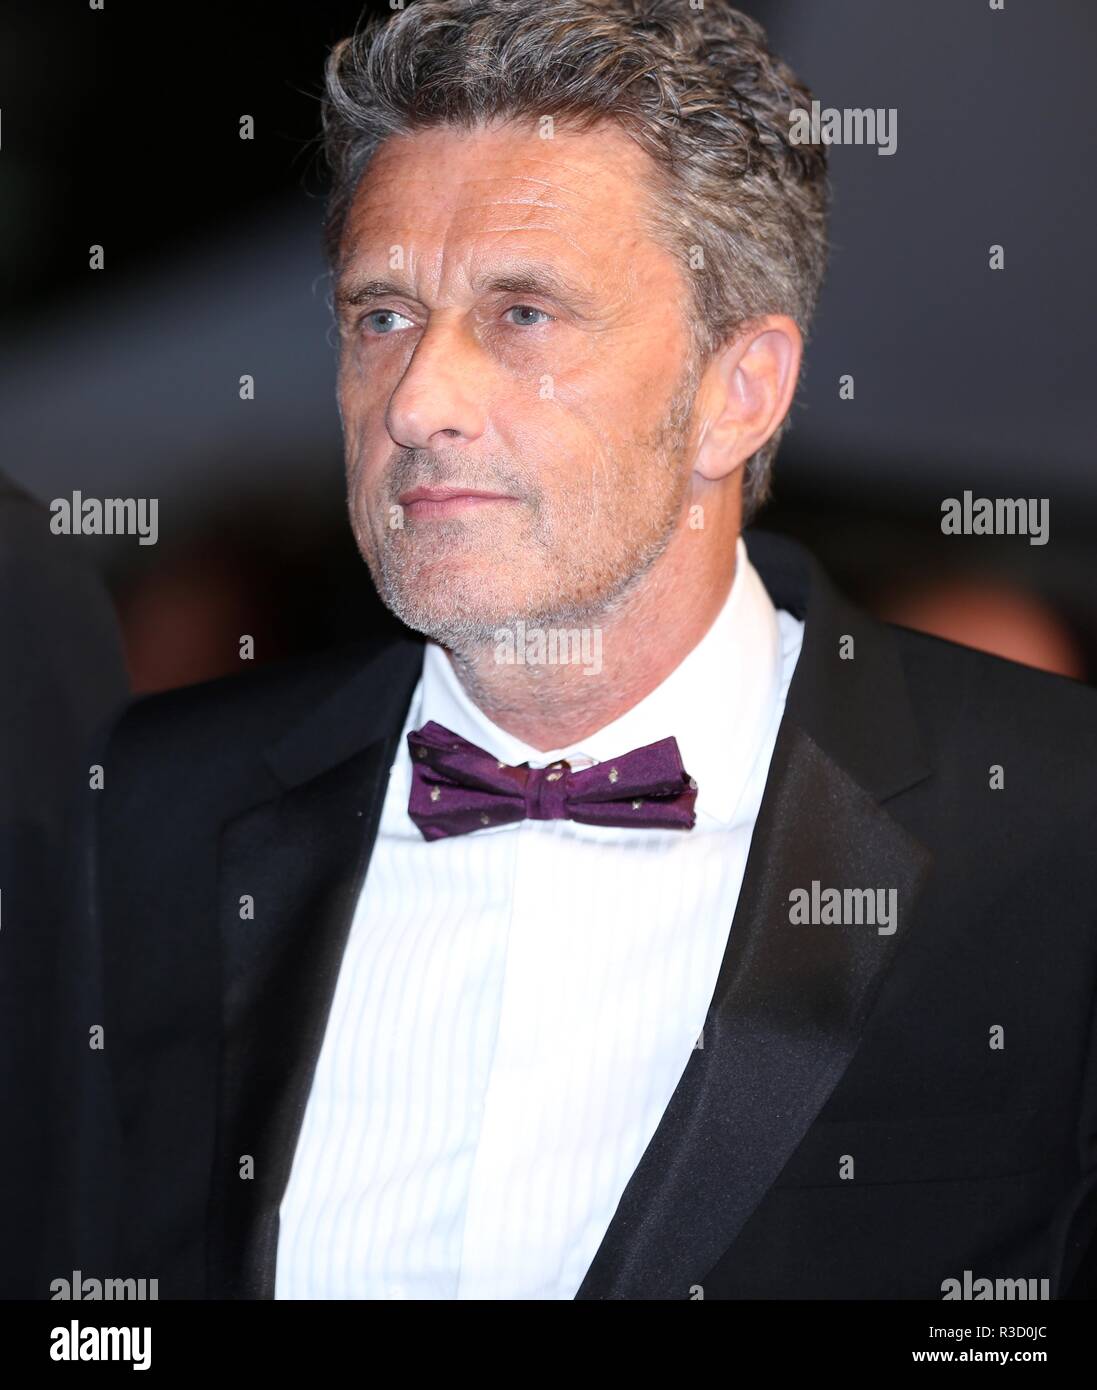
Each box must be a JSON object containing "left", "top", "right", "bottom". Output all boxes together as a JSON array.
[{"left": 275, "top": 536, "right": 805, "bottom": 1299}]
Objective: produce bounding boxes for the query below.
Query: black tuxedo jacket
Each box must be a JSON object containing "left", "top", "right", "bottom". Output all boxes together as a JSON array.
[{"left": 47, "top": 530, "right": 1097, "bottom": 1300}]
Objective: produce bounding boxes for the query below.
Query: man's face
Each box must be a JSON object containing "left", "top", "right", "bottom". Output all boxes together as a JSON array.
[{"left": 335, "top": 119, "right": 702, "bottom": 649}]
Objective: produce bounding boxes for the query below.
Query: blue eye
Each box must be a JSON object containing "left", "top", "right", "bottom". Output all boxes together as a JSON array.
[
  {"left": 364, "top": 309, "right": 413, "bottom": 335},
  {"left": 358, "top": 304, "right": 552, "bottom": 336},
  {"left": 505, "top": 305, "right": 553, "bottom": 327}
]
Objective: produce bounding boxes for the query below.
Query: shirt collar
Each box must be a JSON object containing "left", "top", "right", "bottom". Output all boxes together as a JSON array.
[{"left": 416, "top": 536, "right": 782, "bottom": 826}]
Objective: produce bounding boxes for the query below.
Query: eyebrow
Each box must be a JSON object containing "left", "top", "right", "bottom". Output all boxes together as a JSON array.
[{"left": 334, "top": 264, "right": 599, "bottom": 318}]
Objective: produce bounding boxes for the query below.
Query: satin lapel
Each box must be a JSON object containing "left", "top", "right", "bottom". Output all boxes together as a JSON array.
[
  {"left": 204, "top": 637, "right": 424, "bottom": 1299},
  {"left": 576, "top": 720, "right": 933, "bottom": 1299},
  {"left": 204, "top": 735, "right": 396, "bottom": 1298}
]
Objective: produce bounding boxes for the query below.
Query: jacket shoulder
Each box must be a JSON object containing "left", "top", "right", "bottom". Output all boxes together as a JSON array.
[
  {"left": 98, "top": 634, "right": 422, "bottom": 786},
  {"left": 889, "top": 621, "right": 1097, "bottom": 805}
]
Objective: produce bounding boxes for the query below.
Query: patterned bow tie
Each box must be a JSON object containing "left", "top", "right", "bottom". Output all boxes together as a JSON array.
[{"left": 407, "top": 720, "right": 698, "bottom": 841}]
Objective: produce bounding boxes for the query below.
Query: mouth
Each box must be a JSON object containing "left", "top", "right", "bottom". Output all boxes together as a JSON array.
[{"left": 396, "top": 485, "right": 519, "bottom": 520}]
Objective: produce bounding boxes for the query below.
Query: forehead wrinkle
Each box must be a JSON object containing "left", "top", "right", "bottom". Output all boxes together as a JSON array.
[
  {"left": 361, "top": 162, "right": 606, "bottom": 219},
  {"left": 338, "top": 220, "right": 652, "bottom": 304},
  {"left": 342, "top": 144, "right": 660, "bottom": 296},
  {"left": 460, "top": 223, "right": 596, "bottom": 263},
  {"left": 359, "top": 187, "right": 591, "bottom": 224},
  {"left": 428, "top": 227, "right": 592, "bottom": 305},
  {"left": 368, "top": 150, "right": 608, "bottom": 184},
  {"left": 459, "top": 196, "right": 575, "bottom": 214},
  {"left": 350, "top": 214, "right": 599, "bottom": 272}
]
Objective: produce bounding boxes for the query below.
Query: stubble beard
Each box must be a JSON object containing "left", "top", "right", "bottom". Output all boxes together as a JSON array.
[{"left": 353, "top": 358, "right": 700, "bottom": 658}]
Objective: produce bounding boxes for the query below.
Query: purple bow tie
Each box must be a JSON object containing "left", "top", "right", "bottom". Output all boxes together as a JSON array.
[{"left": 407, "top": 721, "right": 698, "bottom": 841}]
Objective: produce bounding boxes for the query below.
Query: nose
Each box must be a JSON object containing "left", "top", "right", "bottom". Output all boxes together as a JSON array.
[{"left": 385, "top": 318, "right": 488, "bottom": 452}]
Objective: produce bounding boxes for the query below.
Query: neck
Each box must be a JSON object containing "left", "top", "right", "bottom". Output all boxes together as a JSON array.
[{"left": 444, "top": 524, "right": 740, "bottom": 752}]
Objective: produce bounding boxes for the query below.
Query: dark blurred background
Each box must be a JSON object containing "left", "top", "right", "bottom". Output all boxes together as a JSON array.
[{"left": 4, "top": 0, "right": 1096, "bottom": 690}]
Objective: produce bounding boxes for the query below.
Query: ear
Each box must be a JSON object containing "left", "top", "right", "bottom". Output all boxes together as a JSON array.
[{"left": 693, "top": 316, "right": 803, "bottom": 483}]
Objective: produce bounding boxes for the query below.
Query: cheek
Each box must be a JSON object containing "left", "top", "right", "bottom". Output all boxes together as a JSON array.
[
  {"left": 338, "top": 353, "right": 387, "bottom": 437},
  {"left": 348, "top": 453, "right": 388, "bottom": 531},
  {"left": 340, "top": 395, "right": 387, "bottom": 489},
  {"left": 521, "top": 396, "right": 618, "bottom": 487}
]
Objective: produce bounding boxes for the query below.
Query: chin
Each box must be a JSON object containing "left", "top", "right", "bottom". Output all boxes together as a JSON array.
[{"left": 379, "top": 575, "right": 524, "bottom": 643}]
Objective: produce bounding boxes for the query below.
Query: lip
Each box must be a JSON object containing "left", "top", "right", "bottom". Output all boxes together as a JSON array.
[{"left": 397, "top": 485, "right": 518, "bottom": 518}]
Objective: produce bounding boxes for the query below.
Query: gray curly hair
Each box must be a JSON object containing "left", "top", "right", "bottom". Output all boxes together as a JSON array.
[{"left": 321, "top": 0, "right": 829, "bottom": 522}]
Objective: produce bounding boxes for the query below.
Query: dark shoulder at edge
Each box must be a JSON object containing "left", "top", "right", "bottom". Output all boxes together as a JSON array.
[
  {"left": 887, "top": 619, "right": 1097, "bottom": 780},
  {"left": 100, "top": 632, "right": 423, "bottom": 771}
]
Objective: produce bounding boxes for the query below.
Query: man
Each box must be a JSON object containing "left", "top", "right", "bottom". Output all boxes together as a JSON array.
[{"left": 58, "top": 0, "right": 1097, "bottom": 1299}]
